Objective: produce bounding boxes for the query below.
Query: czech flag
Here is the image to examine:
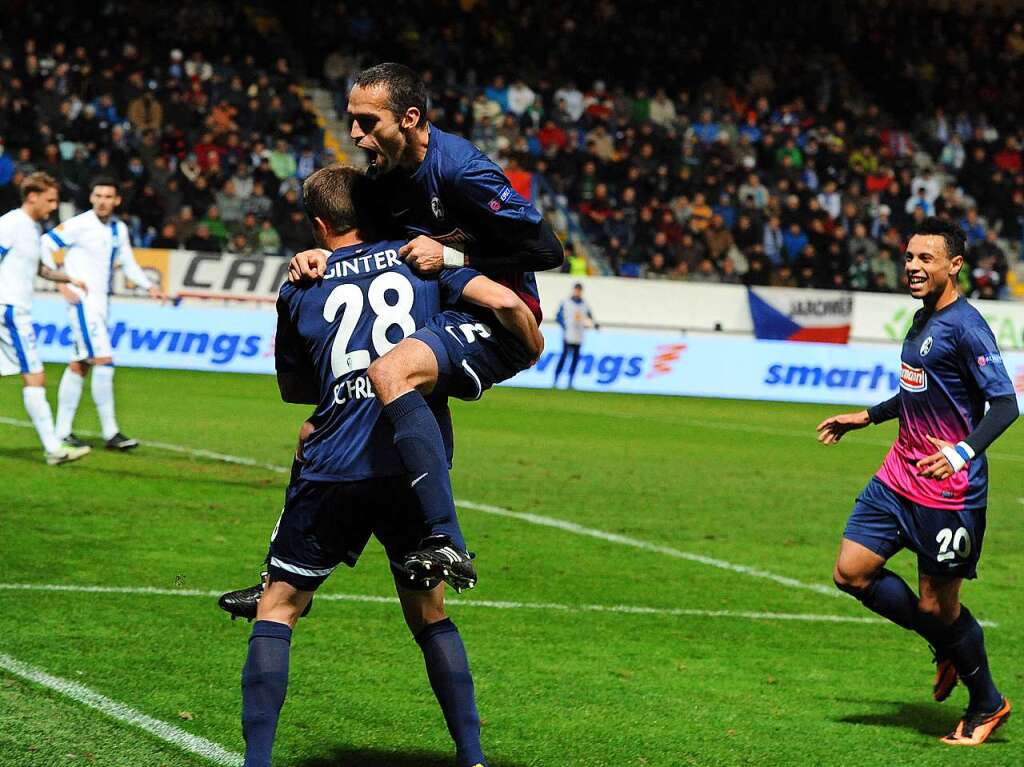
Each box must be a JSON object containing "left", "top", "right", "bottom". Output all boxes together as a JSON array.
[{"left": 747, "top": 287, "right": 852, "bottom": 344}]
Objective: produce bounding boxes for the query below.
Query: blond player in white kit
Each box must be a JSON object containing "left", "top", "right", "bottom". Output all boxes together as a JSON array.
[
  {"left": 0, "top": 172, "right": 90, "bottom": 465},
  {"left": 41, "top": 177, "right": 166, "bottom": 450}
]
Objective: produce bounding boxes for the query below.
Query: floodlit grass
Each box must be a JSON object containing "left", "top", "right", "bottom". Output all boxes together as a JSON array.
[{"left": 1, "top": 366, "right": 1021, "bottom": 766}]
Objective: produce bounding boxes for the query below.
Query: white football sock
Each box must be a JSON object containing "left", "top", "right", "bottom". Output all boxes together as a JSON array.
[
  {"left": 92, "top": 365, "right": 119, "bottom": 440},
  {"left": 56, "top": 367, "right": 85, "bottom": 439},
  {"left": 23, "top": 385, "right": 62, "bottom": 454}
]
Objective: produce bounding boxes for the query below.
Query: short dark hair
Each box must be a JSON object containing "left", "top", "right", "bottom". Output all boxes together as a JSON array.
[
  {"left": 302, "top": 164, "right": 368, "bottom": 235},
  {"left": 912, "top": 217, "right": 966, "bottom": 261},
  {"left": 354, "top": 63, "right": 427, "bottom": 126},
  {"left": 90, "top": 176, "right": 120, "bottom": 194}
]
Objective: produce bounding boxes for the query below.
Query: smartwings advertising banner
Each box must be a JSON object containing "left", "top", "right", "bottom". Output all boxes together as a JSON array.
[{"left": 25, "top": 298, "right": 1024, "bottom": 408}]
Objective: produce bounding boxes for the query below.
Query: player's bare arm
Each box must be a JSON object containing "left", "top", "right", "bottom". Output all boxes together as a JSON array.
[
  {"left": 288, "top": 247, "right": 329, "bottom": 282},
  {"left": 818, "top": 392, "right": 900, "bottom": 445},
  {"left": 37, "top": 263, "right": 86, "bottom": 291},
  {"left": 289, "top": 237, "right": 455, "bottom": 282},
  {"left": 399, "top": 235, "right": 447, "bottom": 274},
  {"left": 816, "top": 410, "right": 870, "bottom": 445},
  {"left": 460, "top": 275, "right": 544, "bottom": 363}
]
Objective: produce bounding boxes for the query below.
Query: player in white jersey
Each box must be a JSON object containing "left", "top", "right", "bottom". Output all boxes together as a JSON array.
[
  {"left": 41, "top": 178, "right": 166, "bottom": 450},
  {"left": 0, "top": 172, "right": 90, "bottom": 465},
  {"left": 553, "top": 282, "right": 597, "bottom": 388}
]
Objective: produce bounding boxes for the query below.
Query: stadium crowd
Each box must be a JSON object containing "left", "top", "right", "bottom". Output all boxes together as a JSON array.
[
  {"left": 303, "top": 0, "right": 1023, "bottom": 299},
  {"left": 0, "top": 1, "right": 327, "bottom": 258},
  {"left": 2, "top": 0, "right": 1022, "bottom": 299}
]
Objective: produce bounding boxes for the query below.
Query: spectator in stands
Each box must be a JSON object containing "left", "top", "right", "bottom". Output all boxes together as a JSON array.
[
  {"left": 258, "top": 219, "right": 282, "bottom": 257},
  {"left": 200, "top": 205, "right": 230, "bottom": 249},
  {"left": 641, "top": 252, "right": 672, "bottom": 279},
  {"left": 185, "top": 223, "right": 219, "bottom": 253},
  {"left": 151, "top": 222, "right": 180, "bottom": 249},
  {"left": 960, "top": 207, "right": 987, "bottom": 247},
  {"left": 782, "top": 223, "right": 808, "bottom": 263}
]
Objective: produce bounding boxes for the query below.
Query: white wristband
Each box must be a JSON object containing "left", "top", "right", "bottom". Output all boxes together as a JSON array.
[
  {"left": 940, "top": 441, "right": 975, "bottom": 473},
  {"left": 442, "top": 245, "right": 467, "bottom": 268}
]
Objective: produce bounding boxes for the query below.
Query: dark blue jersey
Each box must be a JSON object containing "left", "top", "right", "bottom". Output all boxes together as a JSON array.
[
  {"left": 275, "top": 240, "right": 478, "bottom": 481},
  {"left": 375, "top": 126, "right": 546, "bottom": 320},
  {"left": 876, "top": 297, "right": 1015, "bottom": 510}
]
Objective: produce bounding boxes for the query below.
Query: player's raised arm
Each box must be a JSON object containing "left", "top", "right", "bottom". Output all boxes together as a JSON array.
[
  {"left": 459, "top": 275, "right": 544, "bottom": 363},
  {"left": 445, "top": 162, "right": 564, "bottom": 272}
]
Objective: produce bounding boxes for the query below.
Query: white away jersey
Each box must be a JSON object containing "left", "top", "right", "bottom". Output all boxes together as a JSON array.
[
  {"left": 42, "top": 210, "right": 152, "bottom": 314},
  {"left": 0, "top": 208, "right": 48, "bottom": 310}
]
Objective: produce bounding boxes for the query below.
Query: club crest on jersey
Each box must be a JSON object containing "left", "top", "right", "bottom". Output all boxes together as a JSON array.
[
  {"left": 920, "top": 336, "right": 933, "bottom": 356},
  {"left": 431, "top": 196, "right": 445, "bottom": 219},
  {"left": 488, "top": 186, "right": 513, "bottom": 212},
  {"left": 899, "top": 361, "right": 928, "bottom": 392}
]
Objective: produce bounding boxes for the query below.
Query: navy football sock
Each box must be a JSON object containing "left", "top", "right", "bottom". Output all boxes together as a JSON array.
[
  {"left": 416, "top": 619, "right": 487, "bottom": 767},
  {"left": 851, "top": 568, "right": 918, "bottom": 631},
  {"left": 241, "top": 620, "right": 292, "bottom": 767},
  {"left": 945, "top": 606, "right": 1003, "bottom": 712},
  {"left": 385, "top": 391, "right": 465, "bottom": 549}
]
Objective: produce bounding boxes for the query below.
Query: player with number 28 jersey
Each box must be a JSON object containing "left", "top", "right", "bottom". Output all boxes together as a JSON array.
[{"left": 274, "top": 241, "right": 478, "bottom": 482}]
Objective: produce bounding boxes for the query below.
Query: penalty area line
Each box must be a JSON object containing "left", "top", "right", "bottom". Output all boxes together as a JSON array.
[
  {"left": 0, "top": 651, "right": 243, "bottom": 766},
  {"left": 1, "top": 582, "right": 993, "bottom": 627}
]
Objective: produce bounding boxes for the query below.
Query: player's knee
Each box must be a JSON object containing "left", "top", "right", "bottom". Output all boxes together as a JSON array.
[
  {"left": 407, "top": 607, "right": 448, "bottom": 637},
  {"left": 833, "top": 563, "right": 872, "bottom": 596},
  {"left": 69, "top": 360, "right": 89, "bottom": 375},
  {"left": 368, "top": 356, "right": 404, "bottom": 398},
  {"left": 917, "top": 594, "right": 958, "bottom": 624}
]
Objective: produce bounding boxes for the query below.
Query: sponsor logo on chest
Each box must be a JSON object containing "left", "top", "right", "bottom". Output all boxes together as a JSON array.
[{"left": 899, "top": 361, "right": 928, "bottom": 392}]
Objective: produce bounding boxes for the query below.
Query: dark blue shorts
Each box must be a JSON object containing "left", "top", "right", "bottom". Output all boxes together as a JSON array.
[
  {"left": 411, "top": 309, "right": 530, "bottom": 401},
  {"left": 267, "top": 476, "right": 431, "bottom": 591},
  {"left": 844, "top": 478, "right": 986, "bottom": 579}
]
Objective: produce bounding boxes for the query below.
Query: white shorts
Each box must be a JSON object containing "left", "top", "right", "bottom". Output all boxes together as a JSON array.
[
  {"left": 67, "top": 302, "right": 113, "bottom": 362},
  {"left": 0, "top": 304, "right": 44, "bottom": 376}
]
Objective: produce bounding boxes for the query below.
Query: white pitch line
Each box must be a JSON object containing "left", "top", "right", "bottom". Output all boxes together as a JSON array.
[
  {"left": 454, "top": 499, "right": 840, "bottom": 597},
  {"left": 0, "top": 417, "right": 845, "bottom": 598},
  {"left": 0, "top": 582, "right": 909, "bottom": 626},
  {"left": 0, "top": 651, "right": 243, "bottom": 766},
  {"left": 11, "top": 415, "right": 1013, "bottom": 601}
]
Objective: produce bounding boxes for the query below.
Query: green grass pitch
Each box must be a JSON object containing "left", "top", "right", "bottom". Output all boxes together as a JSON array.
[{"left": 0, "top": 365, "right": 1021, "bottom": 766}]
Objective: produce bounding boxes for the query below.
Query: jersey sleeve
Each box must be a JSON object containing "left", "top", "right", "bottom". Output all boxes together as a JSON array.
[
  {"left": 959, "top": 324, "right": 1015, "bottom": 400},
  {"left": 447, "top": 158, "right": 562, "bottom": 271},
  {"left": 274, "top": 289, "right": 311, "bottom": 375},
  {"left": 41, "top": 220, "right": 74, "bottom": 265},
  {"left": 438, "top": 266, "right": 482, "bottom": 306},
  {"left": 45, "top": 220, "right": 75, "bottom": 250},
  {"left": 116, "top": 223, "right": 154, "bottom": 290}
]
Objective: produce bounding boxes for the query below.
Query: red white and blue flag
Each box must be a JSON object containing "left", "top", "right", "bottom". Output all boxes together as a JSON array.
[{"left": 746, "top": 287, "right": 852, "bottom": 344}]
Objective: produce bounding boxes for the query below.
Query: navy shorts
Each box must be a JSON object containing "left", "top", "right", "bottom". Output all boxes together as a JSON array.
[
  {"left": 267, "top": 476, "right": 432, "bottom": 591},
  {"left": 411, "top": 309, "right": 531, "bottom": 401},
  {"left": 844, "top": 478, "right": 986, "bottom": 579}
]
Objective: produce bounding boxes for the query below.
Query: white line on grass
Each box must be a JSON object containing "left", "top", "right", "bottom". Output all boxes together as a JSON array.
[
  {"left": 0, "top": 652, "right": 243, "bottom": 766},
  {"left": 454, "top": 499, "right": 840, "bottom": 597},
  {"left": 0, "top": 417, "right": 848, "bottom": 598},
  {"left": 7, "top": 415, "right": 999, "bottom": 601},
  {"left": 0, "top": 582, "right": 919, "bottom": 626}
]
